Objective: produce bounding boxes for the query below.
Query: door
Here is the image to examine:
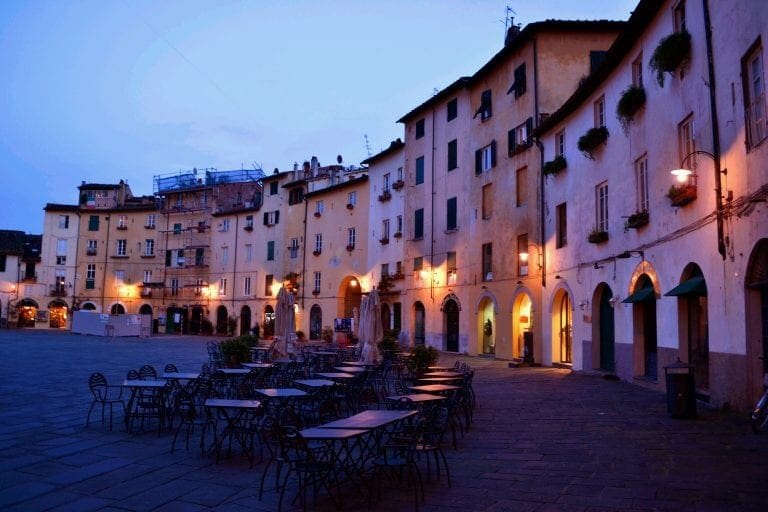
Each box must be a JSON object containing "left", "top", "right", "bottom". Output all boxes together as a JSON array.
[
  {"left": 414, "top": 302, "right": 425, "bottom": 346},
  {"left": 444, "top": 299, "right": 459, "bottom": 352},
  {"left": 643, "top": 298, "right": 658, "bottom": 379},
  {"left": 240, "top": 305, "right": 251, "bottom": 336},
  {"left": 310, "top": 305, "right": 322, "bottom": 340},
  {"left": 558, "top": 294, "right": 572, "bottom": 363},
  {"left": 190, "top": 306, "right": 203, "bottom": 334},
  {"left": 599, "top": 289, "right": 615, "bottom": 371}
]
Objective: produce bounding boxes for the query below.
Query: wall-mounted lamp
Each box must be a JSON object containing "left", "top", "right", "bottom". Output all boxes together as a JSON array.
[
  {"left": 608, "top": 296, "right": 620, "bottom": 307},
  {"left": 555, "top": 275, "right": 562, "bottom": 280},
  {"left": 616, "top": 250, "right": 644, "bottom": 260},
  {"left": 518, "top": 244, "right": 543, "bottom": 270}
]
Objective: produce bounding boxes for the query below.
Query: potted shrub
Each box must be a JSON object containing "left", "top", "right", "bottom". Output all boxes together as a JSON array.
[
  {"left": 346, "top": 244, "right": 355, "bottom": 252},
  {"left": 407, "top": 345, "right": 439, "bottom": 376},
  {"left": 378, "top": 191, "right": 392, "bottom": 202},
  {"left": 667, "top": 184, "right": 697, "bottom": 207},
  {"left": 650, "top": 31, "right": 691, "bottom": 87},
  {"left": 378, "top": 330, "right": 400, "bottom": 360},
  {"left": 314, "top": 211, "right": 322, "bottom": 218},
  {"left": 543, "top": 155, "right": 567, "bottom": 176},
  {"left": 625, "top": 210, "right": 649, "bottom": 229},
  {"left": 346, "top": 203, "right": 354, "bottom": 210},
  {"left": 219, "top": 337, "right": 250, "bottom": 367},
  {"left": 577, "top": 126, "right": 609, "bottom": 160},
  {"left": 587, "top": 228, "right": 609, "bottom": 244},
  {"left": 313, "top": 249, "right": 322, "bottom": 256},
  {"left": 392, "top": 180, "right": 405, "bottom": 190},
  {"left": 321, "top": 325, "right": 334, "bottom": 343},
  {"left": 616, "top": 85, "right": 646, "bottom": 131},
  {"left": 379, "top": 237, "right": 389, "bottom": 245}
]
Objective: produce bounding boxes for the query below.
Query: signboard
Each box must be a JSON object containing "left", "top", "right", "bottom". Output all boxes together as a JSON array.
[
  {"left": 334, "top": 317, "right": 353, "bottom": 333},
  {"left": 36, "top": 310, "right": 48, "bottom": 322}
]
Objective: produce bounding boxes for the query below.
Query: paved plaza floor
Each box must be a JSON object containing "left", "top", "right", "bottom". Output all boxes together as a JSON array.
[{"left": 0, "top": 329, "right": 766, "bottom": 511}]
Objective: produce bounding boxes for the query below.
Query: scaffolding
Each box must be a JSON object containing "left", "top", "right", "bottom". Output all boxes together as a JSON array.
[{"left": 154, "top": 168, "right": 265, "bottom": 195}]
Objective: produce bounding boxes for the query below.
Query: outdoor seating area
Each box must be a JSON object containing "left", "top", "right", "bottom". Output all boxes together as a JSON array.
[{"left": 86, "top": 342, "right": 477, "bottom": 510}]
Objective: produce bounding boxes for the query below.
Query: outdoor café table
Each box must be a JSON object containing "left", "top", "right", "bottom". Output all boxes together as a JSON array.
[
  {"left": 161, "top": 372, "right": 200, "bottom": 380},
  {"left": 250, "top": 345, "right": 272, "bottom": 362},
  {"left": 310, "top": 351, "right": 338, "bottom": 356},
  {"left": 344, "top": 361, "right": 377, "bottom": 367},
  {"left": 427, "top": 366, "right": 455, "bottom": 371},
  {"left": 204, "top": 398, "right": 262, "bottom": 461},
  {"left": 122, "top": 379, "right": 169, "bottom": 433},
  {"left": 215, "top": 368, "right": 253, "bottom": 398},
  {"left": 294, "top": 379, "right": 336, "bottom": 390},
  {"left": 333, "top": 366, "right": 366, "bottom": 374},
  {"left": 319, "top": 409, "right": 419, "bottom": 458},
  {"left": 254, "top": 388, "right": 307, "bottom": 399},
  {"left": 422, "top": 371, "right": 464, "bottom": 378},
  {"left": 409, "top": 384, "right": 460, "bottom": 393},
  {"left": 241, "top": 362, "right": 273, "bottom": 369},
  {"left": 418, "top": 376, "right": 464, "bottom": 383},
  {"left": 299, "top": 427, "right": 371, "bottom": 486},
  {"left": 385, "top": 393, "right": 447, "bottom": 405},
  {"left": 315, "top": 372, "right": 356, "bottom": 382}
]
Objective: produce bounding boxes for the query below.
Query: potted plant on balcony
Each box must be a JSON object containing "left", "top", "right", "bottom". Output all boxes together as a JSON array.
[
  {"left": 650, "top": 30, "right": 691, "bottom": 87},
  {"left": 346, "top": 244, "right": 355, "bottom": 252},
  {"left": 616, "top": 85, "right": 646, "bottom": 132},
  {"left": 577, "top": 126, "right": 609, "bottom": 160},
  {"left": 378, "top": 191, "right": 392, "bottom": 202},
  {"left": 543, "top": 155, "right": 567, "bottom": 176},
  {"left": 392, "top": 180, "right": 405, "bottom": 190},
  {"left": 314, "top": 211, "right": 322, "bottom": 218},
  {"left": 346, "top": 203, "right": 354, "bottom": 210},
  {"left": 587, "top": 228, "right": 609, "bottom": 244},
  {"left": 379, "top": 237, "right": 389, "bottom": 245},
  {"left": 625, "top": 210, "right": 649, "bottom": 229},
  {"left": 393, "top": 231, "right": 402, "bottom": 239},
  {"left": 667, "top": 183, "right": 697, "bottom": 207},
  {"left": 312, "top": 249, "right": 321, "bottom": 256}
]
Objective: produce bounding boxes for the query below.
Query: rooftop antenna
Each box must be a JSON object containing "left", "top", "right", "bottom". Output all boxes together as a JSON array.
[
  {"left": 501, "top": 6, "right": 517, "bottom": 43},
  {"left": 364, "top": 134, "right": 372, "bottom": 158}
]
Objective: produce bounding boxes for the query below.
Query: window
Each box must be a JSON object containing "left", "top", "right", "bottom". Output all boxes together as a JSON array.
[
  {"left": 245, "top": 244, "right": 253, "bottom": 262},
  {"left": 590, "top": 51, "right": 607, "bottom": 73},
  {"left": 508, "top": 118, "right": 534, "bottom": 156},
  {"left": 143, "top": 270, "right": 152, "bottom": 283},
  {"left": 315, "top": 233, "right": 323, "bottom": 253},
  {"left": 632, "top": 53, "right": 643, "bottom": 88},
  {"left": 175, "top": 195, "right": 182, "bottom": 208},
  {"left": 347, "top": 191, "right": 357, "bottom": 206},
  {"left": 447, "top": 251, "right": 457, "bottom": 284},
  {"left": 635, "top": 155, "right": 649, "bottom": 213},
  {"left": 88, "top": 215, "right": 99, "bottom": 231},
  {"left": 86, "top": 264, "right": 96, "bottom": 289},
  {"left": 263, "top": 211, "right": 280, "bottom": 226},
  {"left": 673, "top": 0, "right": 686, "bottom": 32},
  {"left": 415, "top": 156, "right": 425, "bottom": 185},
  {"left": 175, "top": 249, "right": 185, "bottom": 267},
  {"left": 58, "top": 215, "right": 69, "bottom": 229},
  {"left": 508, "top": 63, "right": 526, "bottom": 98},
  {"left": 556, "top": 203, "right": 568, "bottom": 249},
  {"left": 265, "top": 274, "right": 274, "bottom": 296},
  {"left": 245, "top": 215, "right": 254, "bottom": 229},
  {"left": 116, "top": 239, "right": 127, "bottom": 256},
  {"left": 0, "top": 255, "right": 5, "bottom": 272},
  {"left": 170, "top": 278, "right": 179, "bottom": 296},
  {"left": 415, "top": 118, "right": 425, "bottom": 139},
  {"left": 397, "top": 167, "right": 404, "bottom": 182},
  {"left": 288, "top": 187, "right": 303, "bottom": 205},
  {"left": 482, "top": 243, "right": 493, "bottom": 281},
  {"left": 117, "top": 215, "right": 128, "bottom": 229},
  {"left": 743, "top": 41, "right": 766, "bottom": 148},
  {"left": 313, "top": 272, "right": 321, "bottom": 293},
  {"left": 414, "top": 208, "right": 424, "bottom": 239},
  {"left": 447, "top": 139, "right": 458, "bottom": 171},
  {"left": 594, "top": 95, "right": 606, "bottom": 127},
  {"left": 517, "top": 233, "right": 529, "bottom": 276},
  {"left": 267, "top": 241, "right": 275, "bottom": 261},
  {"left": 173, "top": 223, "right": 182, "bottom": 235},
  {"left": 56, "top": 239, "right": 67, "bottom": 265},
  {"left": 382, "top": 219, "right": 390, "bottom": 239},
  {"left": 244, "top": 276, "right": 251, "bottom": 296},
  {"left": 383, "top": 173, "right": 390, "bottom": 192},
  {"left": 289, "top": 238, "right": 299, "bottom": 259},
  {"left": 393, "top": 302, "right": 402, "bottom": 330},
  {"left": 221, "top": 246, "right": 229, "bottom": 266},
  {"left": 146, "top": 214, "right": 156, "bottom": 229},
  {"left": 114, "top": 270, "right": 125, "bottom": 285},
  {"left": 315, "top": 200, "right": 324, "bottom": 215},
  {"left": 381, "top": 263, "right": 390, "bottom": 279},
  {"left": 87, "top": 239, "right": 97, "bottom": 256},
  {"left": 219, "top": 278, "right": 227, "bottom": 296},
  {"left": 516, "top": 167, "right": 527, "bottom": 207},
  {"left": 201, "top": 191, "right": 208, "bottom": 206},
  {"left": 475, "top": 141, "right": 497, "bottom": 174},
  {"left": 54, "top": 270, "right": 65, "bottom": 292},
  {"left": 347, "top": 228, "right": 356, "bottom": 248},
  {"left": 144, "top": 239, "right": 154, "bottom": 256},
  {"left": 446, "top": 197, "right": 457, "bottom": 230},
  {"left": 596, "top": 182, "right": 609, "bottom": 233},
  {"left": 195, "top": 248, "right": 204, "bottom": 266},
  {"left": 413, "top": 256, "right": 423, "bottom": 271},
  {"left": 482, "top": 184, "right": 493, "bottom": 220},
  {"left": 447, "top": 98, "right": 458, "bottom": 121},
  {"left": 474, "top": 89, "right": 492, "bottom": 120},
  {"left": 220, "top": 218, "right": 230, "bottom": 232},
  {"left": 555, "top": 129, "right": 566, "bottom": 157},
  {"left": 269, "top": 181, "right": 278, "bottom": 195},
  {"left": 678, "top": 114, "right": 696, "bottom": 168}
]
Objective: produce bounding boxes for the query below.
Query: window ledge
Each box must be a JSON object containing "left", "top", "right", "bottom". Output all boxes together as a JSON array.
[
  {"left": 444, "top": 228, "right": 459, "bottom": 234},
  {"left": 140, "top": 255, "right": 156, "bottom": 259},
  {"left": 110, "top": 255, "right": 129, "bottom": 259}
]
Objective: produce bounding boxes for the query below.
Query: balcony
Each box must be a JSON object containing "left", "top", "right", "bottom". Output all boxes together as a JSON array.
[
  {"left": 116, "top": 225, "right": 128, "bottom": 230},
  {"left": 346, "top": 203, "right": 354, "bottom": 210},
  {"left": 49, "top": 285, "right": 67, "bottom": 297},
  {"left": 86, "top": 248, "right": 97, "bottom": 256},
  {"left": 393, "top": 231, "right": 403, "bottom": 239},
  {"left": 378, "top": 190, "right": 392, "bottom": 202},
  {"left": 391, "top": 180, "right": 404, "bottom": 191},
  {"left": 144, "top": 224, "right": 156, "bottom": 229},
  {"left": 346, "top": 244, "right": 355, "bottom": 252},
  {"left": 392, "top": 271, "right": 405, "bottom": 280},
  {"left": 21, "top": 274, "right": 37, "bottom": 283},
  {"left": 244, "top": 225, "right": 254, "bottom": 232},
  {"left": 379, "top": 237, "right": 389, "bottom": 245}
]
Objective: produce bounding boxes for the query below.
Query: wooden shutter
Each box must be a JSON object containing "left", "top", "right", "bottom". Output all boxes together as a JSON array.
[
  {"left": 263, "top": 212, "right": 269, "bottom": 225},
  {"left": 274, "top": 211, "right": 280, "bottom": 224},
  {"left": 475, "top": 149, "right": 482, "bottom": 175},
  {"left": 525, "top": 117, "right": 534, "bottom": 144},
  {"left": 490, "top": 140, "right": 497, "bottom": 168}
]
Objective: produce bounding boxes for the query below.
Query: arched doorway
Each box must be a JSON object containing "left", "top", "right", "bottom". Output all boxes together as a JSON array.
[
  {"left": 81, "top": 302, "right": 97, "bottom": 311},
  {"left": 414, "top": 302, "right": 426, "bottom": 346},
  {"left": 263, "top": 305, "right": 275, "bottom": 338},
  {"left": 746, "top": 239, "right": 768, "bottom": 404},
  {"left": 139, "top": 304, "right": 153, "bottom": 316},
  {"left": 512, "top": 292, "right": 533, "bottom": 361},
  {"left": 110, "top": 303, "right": 125, "bottom": 315},
  {"left": 309, "top": 305, "right": 322, "bottom": 340},
  {"left": 591, "top": 284, "right": 615, "bottom": 372},
  {"left": 340, "top": 276, "right": 362, "bottom": 319},
  {"left": 443, "top": 299, "right": 459, "bottom": 352},
  {"left": 381, "top": 303, "right": 391, "bottom": 332},
  {"left": 478, "top": 296, "right": 495, "bottom": 355},
  {"left": 216, "top": 305, "right": 228, "bottom": 335},
  {"left": 626, "top": 274, "right": 657, "bottom": 380},
  {"left": 552, "top": 290, "right": 573, "bottom": 364},
  {"left": 17, "top": 299, "right": 38, "bottom": 327},
  {"left": 240, "top": 305, "right": 251, "bottom": 336},
  {"left": 189, "top": 306, "right": 203, "bottom": 334},
  {"left": 667, "top": 263, "right": 708, "bottom": 394},
  {"left": 48, "top": 300, "right": 68, "bottom": 329}
]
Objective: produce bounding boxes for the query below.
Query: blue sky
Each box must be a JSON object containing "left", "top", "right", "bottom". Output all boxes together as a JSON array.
[{"left": 0, "top": 0, "right": 638, "bottom": 233}]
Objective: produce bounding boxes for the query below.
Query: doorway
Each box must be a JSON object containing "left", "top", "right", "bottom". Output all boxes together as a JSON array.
[
  {"left": 240, "top": 305, "right": 252, "bottom": 336},
  {"left": 414, "top": 302, "right": 425, "bottom": 346},
  {"left": 444, "top": 299, "right": 459, "bottom": 352}
]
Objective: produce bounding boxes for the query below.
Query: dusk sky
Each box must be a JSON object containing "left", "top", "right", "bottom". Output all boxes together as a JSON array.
[{"left": 1, "top": 0, "right": 637, "bottom": 234}]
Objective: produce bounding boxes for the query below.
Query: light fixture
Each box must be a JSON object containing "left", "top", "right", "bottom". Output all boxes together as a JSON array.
[
  {"left": 670, "top": 167, "right": 694, "bottom": 183},
  {"left": 350, "top": 278, "right": 358, "bottom": 288},
  {"left": 608, "top": 296, "right": 620, "bottom": 307},
  {"left": 518, "top": 244, "right": 542, "bottom": 270}
]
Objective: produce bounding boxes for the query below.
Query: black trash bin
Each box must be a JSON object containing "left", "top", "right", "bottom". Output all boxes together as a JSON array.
[
  {"left": 664, "top": 359, "right": 696, "bottom": 418},
  {"left": 152, "top": 319, "right": 159, "bottom": 334}
]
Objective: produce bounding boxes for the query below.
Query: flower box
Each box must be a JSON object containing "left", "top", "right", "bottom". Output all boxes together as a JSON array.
[
  {"left": 346, "top": 203, "right": 354, "bottom": 210},
  {"left": 379, "top": 238, "right": 389, "bottom": 245},
  {"left": 378, "top": 191, "right": 392, "bottom": 202},
  {"left": 587, "top": 229, "right": 609, "bottom": 244},
  {"left": 393, "top": 231, "right": 402, "bottom": 239},
  {"left": 650, "top": 31, "right": 691, "bottom": 87},
  {"left": 667, "top": 184, "right": 697, "bottom": 207},
  {"left": 312, "top": 289, "right": 320, "bottom": 296},
  {"left": 314, "top": 211, "right": 322, "bottom": 218},
  {"left": 393, "top": 272, "right": 405, "bottom": 280},
  {"left": 392, "top": 180, "right": 405, "bottom": 190},
  {"left": 346, "top": 244, "right": 355, "bottom": 252},
  {"left": 543, "top": 155, "right": 567, "bottom": 176},
  {"left": 616, "top": 85, "right": 646, "bottom": 131},
  {"left": 577, "top": 126, "right": 609, "bottom": 160},
  {"left": 243, "top": 225, "right": 253, "bottom": 232},
  {"left": 312, "top": 250, "right": 322, "bottom": 256},
  {"left": 625, "top": 211, "right": 649, "bottom": 229}
]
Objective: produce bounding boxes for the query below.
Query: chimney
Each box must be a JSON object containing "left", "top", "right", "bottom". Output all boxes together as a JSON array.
[
  {"left": 310, "top": 156, "right": 319, "bottom": 177},
  {"left": 505, "top": 24, "right": 521, "bottom": 46}
]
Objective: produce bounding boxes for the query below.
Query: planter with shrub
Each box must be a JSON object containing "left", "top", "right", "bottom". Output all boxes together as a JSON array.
[
  {"left": 650, "top": 31, "right": 691, "bottom": 87},
  {"left": 543, "top": 155, "right": 567, "bottom": 176},
  {"left": 667, "top": 184, "right": 697, "bottom": 207},
  {"left": 577, "top": 126, "right": 609, "bottom": 160},
  {"left": 587, "top": 229, "right": 609, "bottom": 244},
  {"left": 616, "top": 85, "right": 646, "bottom": 131},
  {"left": 625, "top": 210, "right": 649, "bottom": 229}
]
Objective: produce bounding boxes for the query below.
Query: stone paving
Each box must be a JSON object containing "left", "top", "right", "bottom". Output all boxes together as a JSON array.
[{"left": 0, "top": 329, "right": 766, "bottom": 511}]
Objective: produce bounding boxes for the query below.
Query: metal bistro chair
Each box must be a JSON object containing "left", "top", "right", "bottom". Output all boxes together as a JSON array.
[
  {"left": 414, "top": 406, "right": 452, "bottom": 487},
  {"left": 171, "top": 389, "right": 217, "bottom": 456},
  {"left": 277, "top": 426, "right": 339, "bottom": 512},
  {"left": 369, "top": 418, "right": 425, "bottom": 512},
  {"left": 86, "top": 372, "right": 126, "bottom": 431}
]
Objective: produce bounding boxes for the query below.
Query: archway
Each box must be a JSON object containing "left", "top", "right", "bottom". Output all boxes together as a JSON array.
[
  {"left": 216, "top": 305, "right": 228, "bottom": 335},
  {"left": 512, "top": 292, "right": 533, "bottom": 361},
  {"left": 190, "top": 306, "right": 204, "bottom": 334},
  {"left": 240, "top": 305, "right": 252, "bottom": 336},
  {"left": 443, "top": 299, "right": 459, "bottom": 352},
  {"left": 81, "top": 302, "right": 97, "bottom": 311},
  {"left": 309, "top": 305, "right": 322, "bottom": 340},
  {"left": 667, "top": 263, "right": 709, "bottom": 394},
  {"left": 478, "top": 296, "right": 495, "bottom": 355},
  {"left": 138, "top": 304, "right": 153, "bottom": 316},
  {"left": 625, "top": 274, "right": 658, "bottom": 380},
  {"left": 17, "top": 298, "right": 38, "bottom": 328},
  {"left": 591, "top": 283, "right": 615, "bottom": 372},
  {"left": 339, "top": 276, "right": 362, "bottom": 319},
  {"left": 110, "top": 303, "right": 125, "bottom": 315},
  {"left": 263, "top": 305, "right": 275, "bottom": 338},
  {"left": 48, "top": 300, "right": 68, "bottom": 329},
  {"left": 381, "top": 303, "right": 391, "bottom": 332},
  {"left": 552, "top": 290, "right": 573, "bottom": 364},
  {"left": 414, "top": 302, "right": 426, "bottom": 346},
  {"left": 745, "top": 239, "right": 768, "bottom": 403}
]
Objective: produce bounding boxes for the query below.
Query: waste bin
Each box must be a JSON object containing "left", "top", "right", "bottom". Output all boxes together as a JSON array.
[
  {"left": 664, "top": 359, "right": 696, "bottom": 418},
  {"left": 523, "top": 331, "right": 534, "bottom": 364},
  {"left": 152, "top": 319, "right": 159, "bottom": 334}
]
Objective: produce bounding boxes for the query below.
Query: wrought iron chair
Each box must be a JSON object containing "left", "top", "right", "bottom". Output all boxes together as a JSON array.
[{"left": 86, "top": 372, "right": 126, "bottom": 431}]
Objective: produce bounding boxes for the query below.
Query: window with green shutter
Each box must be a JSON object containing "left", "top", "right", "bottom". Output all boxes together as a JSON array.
[
  {"left": 447, "top": 197, "right": 457, "bottom": 230},
  {"left": 267, "top": 241, "right": 275, "bottom": 261},
  {"left": 414, "top": 208, "right": 424, "bottom": 239},
  {"left": 415, "top": 156, "right": 425, "bottom": 185},
  {"left": 88, "top": 215, "right": 99, "bottom": 231}
]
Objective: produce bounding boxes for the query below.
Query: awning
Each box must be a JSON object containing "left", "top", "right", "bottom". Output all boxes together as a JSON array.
[
  {"left": 621, "top": 286, "right": 655, "bottom": 303},
  {"left": 664, "top": 275, "right": 707, "bottom": 297}
]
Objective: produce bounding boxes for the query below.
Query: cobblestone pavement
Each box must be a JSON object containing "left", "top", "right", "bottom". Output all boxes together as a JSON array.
[{"left": 0, "top": 329, "right": 766, "bottom": 511}]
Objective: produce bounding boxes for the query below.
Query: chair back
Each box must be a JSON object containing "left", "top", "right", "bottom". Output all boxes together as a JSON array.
[
  {"left": 164, "top": 364, "right": 179, "bottom": 373},
  {"left": 389, "top": 396, "right": 415, "bottom": 410},
  {"left": 139, "top": 364, "right": 157, "bottom": 380},
  {"left": 126, "top": 369, "right": 140, "bottom": 380},
  {"left": 89, "top": 372, "right": 108, "bottom": 399}
]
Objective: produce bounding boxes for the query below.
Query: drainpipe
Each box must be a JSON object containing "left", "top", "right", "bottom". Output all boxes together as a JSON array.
[
  {"left": 101, "top": 213, "right": 111, "bottom": 312},
  {"left": 430, "top": 108, "right": 436, "bottom": 303},
  {"left": 301, "top": 195, "right": 308, "bottom": 312},
  {"left": 232, "top": 214, "right": 238, "bottom": 312},
  {"left": 702, "top": 0, "right": 726, "bottom": 259},
  {"left": 71, "top": 211, "right": 81, "bottom": 317},
  {"left": 533, "top": 37, "right": 547, "bottom": 288}
]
